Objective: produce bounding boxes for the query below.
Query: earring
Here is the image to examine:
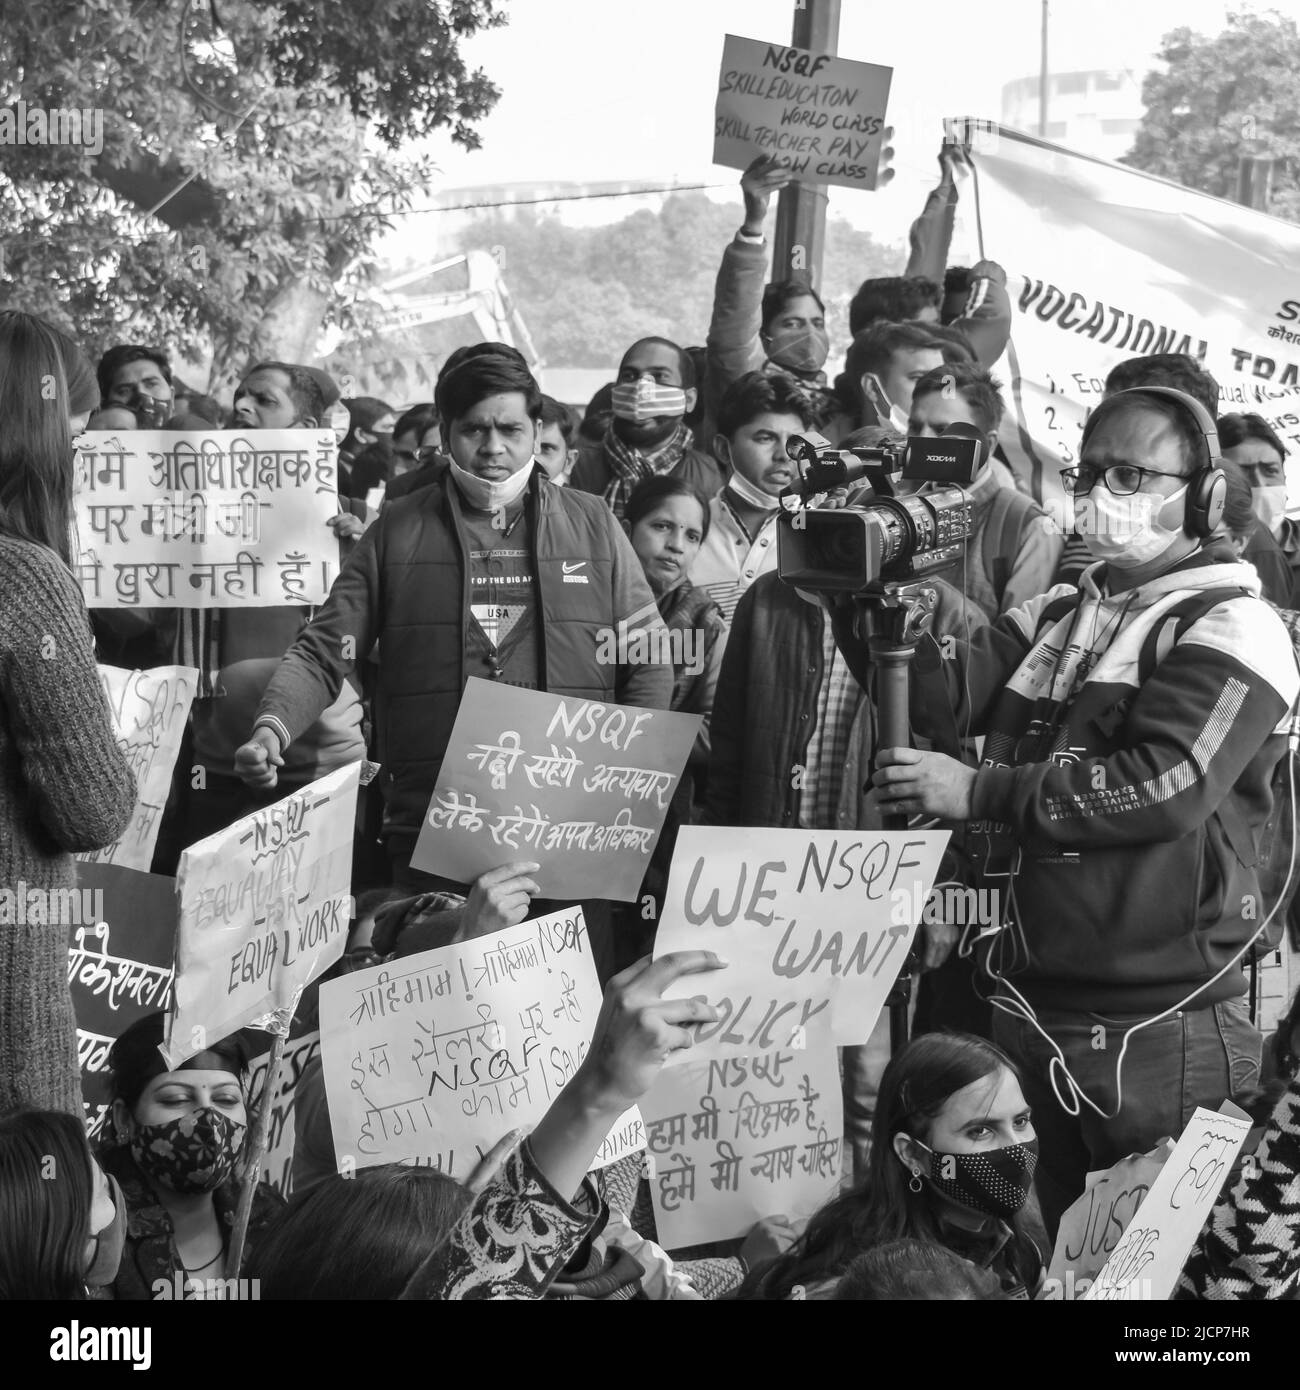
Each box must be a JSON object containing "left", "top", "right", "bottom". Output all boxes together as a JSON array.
[{"left": 909, "top": 1168, "right": 923, "bottom": 1194}]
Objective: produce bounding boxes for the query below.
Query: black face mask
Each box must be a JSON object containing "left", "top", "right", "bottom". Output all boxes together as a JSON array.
[{"left": 917, "top": 1138, "right": 1039, "bottom": 1220}]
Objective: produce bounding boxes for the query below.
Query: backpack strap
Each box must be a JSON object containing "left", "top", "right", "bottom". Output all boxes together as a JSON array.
[{"left": 1135, "top": 586, "right": 1252, "bottom": 687}]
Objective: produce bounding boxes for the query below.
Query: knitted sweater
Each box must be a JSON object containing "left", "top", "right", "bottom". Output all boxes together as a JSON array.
[{"left": 0, "top": 537, "right": 136, "bottom": 1114}]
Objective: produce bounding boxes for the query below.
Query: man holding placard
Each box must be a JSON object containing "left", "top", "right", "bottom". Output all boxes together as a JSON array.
[{"left": 236, "top": 352, "right": 673, "bottom": 894}]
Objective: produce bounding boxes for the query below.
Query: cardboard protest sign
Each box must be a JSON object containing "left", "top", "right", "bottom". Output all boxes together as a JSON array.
[
  {"left": 653, "top": 827, "right": 948, "bottom": 1063},
  {"left": 318, "top": 907, "right": 641, "bottom": 1178},
  {"left": 164, "top": 762, "right": 361, "bottom": 1066},
  {"left": 958, "top": 122, "right": 1300, "bottom": 513},
  {"left": 641, "top": 1042, "right": 842, "bottom": 1249},
  {"left": 72, "top": 429, "right": 341, "bottom": 608},
  {"left": 1082, "top": 1105, "right": 1253, "bottom": 1301},
  {"left": 69, "top": 863, "right": 177, "bottom": 1139},
  {"left": 1045, "top": 1142, "right": 1172, "bottom": 1298},
  {"left": 410, "top": 679, "right": 700, "bottom": 902},
  {"left": 75, "top": 665, "right": 197, "bottom": 872},
  {"left": 247, "top": 1030, "right": 321, "bottom": 1201},
  {"left": 713, "top": 34, "right": 892, "bottom": 191}
]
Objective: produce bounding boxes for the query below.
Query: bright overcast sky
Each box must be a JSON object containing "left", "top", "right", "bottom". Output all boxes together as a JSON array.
[{"left": 385, "top": 0, "right": 1276, "bottom": 256}]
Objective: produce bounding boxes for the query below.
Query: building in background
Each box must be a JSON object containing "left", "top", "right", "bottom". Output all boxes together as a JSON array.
[
  {"left": 1002, "top": 70, "right": 1145, "bottom": 162},
  {"left": 324, "top": 249, "right": 540, "bottom": 406}
]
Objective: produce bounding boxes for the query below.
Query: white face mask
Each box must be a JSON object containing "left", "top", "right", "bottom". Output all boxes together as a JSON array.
[
  {"left": 867, "top": 374, "right": 909, "bottom": 434},
  {"left": 1253, "top": 484, "right": 1288, "bottom": 536},
  {"left": 1074, "top": 483, "right": 1188, "bottom": 568},
  {"left": 448, "top": 458, "right": 534, "bottom": 511},
  {"left": 726, "top": 466, "right": 781, "bottom": 512}
]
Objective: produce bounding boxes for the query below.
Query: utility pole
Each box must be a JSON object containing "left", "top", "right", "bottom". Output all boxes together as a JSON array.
[
  {"left": 1235, "top": 154, "right": 1275, "bottom": 212},
  {"left": 1038, "top": 0, "right": 1049, "bottom": 137},
  {"left": 772, "top": 0, "right": 842, "bottom": 290}
]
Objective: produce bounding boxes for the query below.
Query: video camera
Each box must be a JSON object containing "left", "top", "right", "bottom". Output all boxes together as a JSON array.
[{"left": 776, "top": 427, "right": 983, "bottom": 594}]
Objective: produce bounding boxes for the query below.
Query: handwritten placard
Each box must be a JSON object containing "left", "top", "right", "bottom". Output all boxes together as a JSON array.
[
  {"left": 75, "top": 665, "right": 197, "bottom": 872},
  {"left": 318, "top": 907, "right": 640, "bottom": 1178},
  {"left": 68, "top": 863, "right": 177, "bottom": 1139},
  {"left": 72, "top": 429, "right": 341, "bottom": 608},
  {"left": 713, "top": 34, "right": 892, "bottom": 191},
  {"left": 164, "top": 762, "right": 361, "bottom": 1066},
  {"left": 641, "top": 1043, "right": 842, "bottom": 1249},
  {"left": 654, "top": 827, "right": 948, "bottom": 1062},
  {"left": 1082, "top": 1105, "right": 1253, "bottom": 1301},
  {"left": 247, "top": 1030, "right": 321, "bottom": 1201},
  {"left": 409, "top": 679, "right": 700, "bottom": 902},
  {"left": 1045, "top": 1143, "right": 1172, "bottom": 1297}
]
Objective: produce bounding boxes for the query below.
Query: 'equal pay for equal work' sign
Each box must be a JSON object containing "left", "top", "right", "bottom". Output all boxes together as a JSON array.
[
  {"left": 654, "top": 827, "right": 949, "bottom": 1063},
  {"left": 410, "top": 679, "right": 700, "bottom": 902}
]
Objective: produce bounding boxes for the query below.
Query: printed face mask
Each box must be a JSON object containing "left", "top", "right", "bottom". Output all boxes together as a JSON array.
[
  {"left": 130, "top": 1107, "right": 247, "bottom": 1195},
  {"left": 1074, "top": 483, "right": 1187, "bottom": 568},
  {"left": 767, "top": 325, "right": 830, "bottom": 376},
  {"left": 84, "top": 1174, "right": 127, "bottom": 1287},
  {"left": 611, "top": 379, "right": 688, "bottom": 423},
  {"left": 919, "top": 1137, "right": 1039, "bottom": 1221},
  {"left": 1253, "top": 484, "right": 1287, "bottom": 535},
  {"left": 448, "top": 458, "right": 533, "bottom": 512}
]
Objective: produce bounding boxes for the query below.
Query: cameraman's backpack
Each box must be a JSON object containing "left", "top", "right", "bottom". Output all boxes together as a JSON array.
[{"left": 1141, "top": 588, "right": 1300, "bottom": 957}]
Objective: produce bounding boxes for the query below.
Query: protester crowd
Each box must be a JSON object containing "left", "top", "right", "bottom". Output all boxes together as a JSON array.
[{"left": 1, "top": 144, "right": 1300, "bottom": 1303}]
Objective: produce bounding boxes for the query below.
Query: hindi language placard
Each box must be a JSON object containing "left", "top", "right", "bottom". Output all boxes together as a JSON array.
[
  {"left": 318, "top": 907, "right": 641, "bottom": 1178},
  {"left": 164, "top": 762, "right": 361, "bottom": 1066},
  {"left": 713, "top": 34, "right": 892, "bottom": 191},
  {"left": 641, "top": 1042, "right": 843, "bottom": 1249},
  {"left": 1082, "top": 1105, "right": 1253, "bottom": 1301},
  {"left": 1045, "top": 1143, "right": 1172, "bottom": 1297},
  {"left": 69, "top": 863, "right": 177, "bottom": 1138},
  {"left": 72, "top": 429, "right": 341, "bottom": 608},
  {"left": 75, "top": 665, "right": 197, "bottom": 872},
  {"left": 654, "top": 827, "right": 949, "bottom": 1062},
  {"left": 410, "top": 679, "right": 700, "bottom": 902}
]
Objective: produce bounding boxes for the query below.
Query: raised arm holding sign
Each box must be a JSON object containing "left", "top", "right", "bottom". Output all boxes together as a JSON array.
[{"left": 713, "top": 34, "right": 892, "bottom": 192}]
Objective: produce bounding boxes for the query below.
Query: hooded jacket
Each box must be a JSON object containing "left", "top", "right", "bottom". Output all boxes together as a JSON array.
[{"left": 915, "top": 543, "right": 1300, "bottom": 1013}]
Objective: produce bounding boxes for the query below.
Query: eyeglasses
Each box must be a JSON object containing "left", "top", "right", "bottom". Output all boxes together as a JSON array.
[
  {"left": 394, "top": 446, "right": 439, "bottom": 466},
  {"left": 1060, "top": 464, "right": 1192, "bottom": 497},
  {"left": 341, "top": 947, "right": 383, "bottom": 972}
]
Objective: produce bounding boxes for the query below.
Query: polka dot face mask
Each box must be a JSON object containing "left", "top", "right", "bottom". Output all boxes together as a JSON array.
[{"left": 916, "top": 1138, "right": 1039, "bottom": 1220}]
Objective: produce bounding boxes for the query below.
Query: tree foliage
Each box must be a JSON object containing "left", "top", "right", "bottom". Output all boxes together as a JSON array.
[
  {"left": 1123, "top": 8, "right": 1300, "bottom": 222},
  {"left": 455, "top": 193, "right": 899, "bottom": 369},
  {"left": 0, "top": 0, "right": 507, "bottom": 387}
]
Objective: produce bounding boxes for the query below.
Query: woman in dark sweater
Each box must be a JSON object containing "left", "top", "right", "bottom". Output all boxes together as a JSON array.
[{"left": 0, "top": 310, "right": 136, "bottom": 1115}]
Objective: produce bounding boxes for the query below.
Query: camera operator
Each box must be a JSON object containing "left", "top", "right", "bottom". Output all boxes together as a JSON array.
[
  {"left": 707, "top": 425, "right": 991, "bottom": 1179},
  {"left": 858, "top": 387, "right": 1299, "bottom": 1235}
]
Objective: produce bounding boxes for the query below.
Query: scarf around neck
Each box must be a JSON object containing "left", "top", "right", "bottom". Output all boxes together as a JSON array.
[{"left": 601, "top": 420, "right": 693, "bottom": 521}]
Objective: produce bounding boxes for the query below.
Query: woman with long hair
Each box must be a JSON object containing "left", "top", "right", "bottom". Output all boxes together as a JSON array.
[
  {"left": 0, "top": 310, "right": 136, "bottom": 1115},
  {"left": 0, "top": 1108, "right": 126, "bottom": 1298},
  {"left": 737, "top": 1032, "right": 1046, "bottom": 1300},
  {"left": 98, "top": 1012, "right": 285, "bottom": 1300}
]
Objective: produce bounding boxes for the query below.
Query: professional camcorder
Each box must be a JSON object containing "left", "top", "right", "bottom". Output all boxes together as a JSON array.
[{"left": 775, "top": 427, "right": 983, "bottom": 594}]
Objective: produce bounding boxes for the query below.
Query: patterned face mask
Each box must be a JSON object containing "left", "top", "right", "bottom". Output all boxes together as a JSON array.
[
  {"left": 130, "top": 1107, "right": 247, "bottom": 1195},
  {"left": 610, "top": 378, "right": 688, "bottom": 423},
  {"left": 918, "top": 1137, "right": 1039, "bottom": 1220}
]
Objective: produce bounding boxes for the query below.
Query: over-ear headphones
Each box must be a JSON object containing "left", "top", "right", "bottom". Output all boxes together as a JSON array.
[{"left": 1080, "top": 385, "right": 1226, "bottom": 540}]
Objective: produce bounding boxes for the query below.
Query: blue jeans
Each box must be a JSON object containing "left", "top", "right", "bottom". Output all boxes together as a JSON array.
[{"left": 993, "top": 999, "right": 1261, "bottom": 1238}]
